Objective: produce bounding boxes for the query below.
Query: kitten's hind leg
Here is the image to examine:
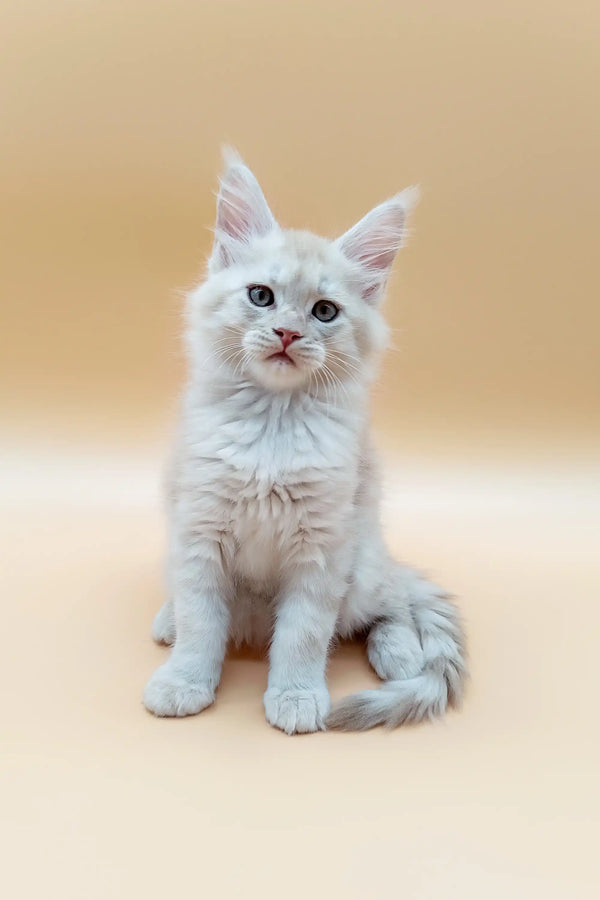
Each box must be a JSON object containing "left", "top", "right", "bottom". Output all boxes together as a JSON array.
[
  {"left": 367, "top": 567, "right": 462, "bottom": 682},
  {"left": 367, "top": 612, "right": 424, "bottom": 681},
  {"left": 328, "top": 567, "right": 466, "bottom": 730},
  {"left": 151, "top": 599, "right": 175, "bottom": 646}
]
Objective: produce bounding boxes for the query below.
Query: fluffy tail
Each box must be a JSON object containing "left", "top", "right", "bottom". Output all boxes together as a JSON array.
[{"left": 327, "top": 587, "right": 467, "bottom": 731}]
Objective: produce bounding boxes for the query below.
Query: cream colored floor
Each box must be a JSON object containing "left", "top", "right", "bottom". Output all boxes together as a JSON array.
[{"left": 2, "top": 450, "right": 599, "bottom": 899}]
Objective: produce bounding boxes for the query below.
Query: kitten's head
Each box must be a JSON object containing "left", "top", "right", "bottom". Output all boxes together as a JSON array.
[{"left": 189, "top": 150, "right": 418, "bottom": 394}]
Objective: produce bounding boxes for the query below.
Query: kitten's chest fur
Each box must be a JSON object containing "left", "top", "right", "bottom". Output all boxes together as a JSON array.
[{"left": 182, "top": 386, "right": 360, "bottom": 587}]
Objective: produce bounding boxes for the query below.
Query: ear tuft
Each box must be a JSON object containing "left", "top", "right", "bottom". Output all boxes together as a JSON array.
[
  {"left": 336, "top": 186, "right": 419, "bottom": 304},
  {"left": 210, "top": 148, "right": 277, "bottom": 270},
  {"left": 395, "top": 184, "right": 421, "bottom": 217},
  {"left": 220, "top": 145, "right": 244, "bottom": 170}
]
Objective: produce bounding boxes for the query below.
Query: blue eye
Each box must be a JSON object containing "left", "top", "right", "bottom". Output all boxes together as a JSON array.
[
  {"left": 248, "top": 285, "right": 275, "bottom": 307},
  {"left": 312, "top": 300, "right": 339, "bottom": 322}
]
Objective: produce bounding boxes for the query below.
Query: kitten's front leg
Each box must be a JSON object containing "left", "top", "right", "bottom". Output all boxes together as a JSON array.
[
  {"left": 264, "top": 566, "right": 341, "bottom": 735},
  {"left": 143, "top": 532, "right": 230, "bottom": 717}
]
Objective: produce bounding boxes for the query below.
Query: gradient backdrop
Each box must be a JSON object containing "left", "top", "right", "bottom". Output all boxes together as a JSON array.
[{"left": 2, "top": 3, "right": 599, "bottom": 899}]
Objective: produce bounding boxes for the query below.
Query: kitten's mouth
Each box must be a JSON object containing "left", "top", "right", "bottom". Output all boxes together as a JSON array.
[{"left": 267, "top": 351, "right": 296, "bottom": 366}]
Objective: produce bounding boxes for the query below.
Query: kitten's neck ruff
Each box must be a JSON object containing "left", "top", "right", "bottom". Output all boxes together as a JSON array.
[
  {"left": 189, "top": 367, "right": 369, "bottom": 430},
  {"left": 181, "top": 369, "right": 370, "bottom": 481}
]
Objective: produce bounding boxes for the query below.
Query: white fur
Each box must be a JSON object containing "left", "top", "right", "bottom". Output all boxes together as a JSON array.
[{"left": 143, "top": 152, "right": 466, "bottom": 733}]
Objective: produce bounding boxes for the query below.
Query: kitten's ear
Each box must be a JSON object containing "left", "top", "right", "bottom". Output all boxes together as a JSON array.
[
  {"left": 336, "top": 187, "right": 419, "bottom": 304},
  {"left": 210, "top": 148, "right": 277, "bottom": 271}
]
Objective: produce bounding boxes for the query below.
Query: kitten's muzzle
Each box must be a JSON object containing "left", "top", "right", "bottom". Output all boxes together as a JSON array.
[{"left": 267, "top": 349, "right": 296, "bottom": 365}]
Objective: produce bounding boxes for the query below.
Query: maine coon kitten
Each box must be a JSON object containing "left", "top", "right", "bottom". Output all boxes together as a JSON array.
[{"left": 143, "top": 151, "right": 466, "bottom": 733}]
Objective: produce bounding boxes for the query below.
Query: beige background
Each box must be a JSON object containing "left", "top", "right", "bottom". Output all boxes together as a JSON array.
[{"left": 1, "top": 2, "right": 599, "bottom": 898}]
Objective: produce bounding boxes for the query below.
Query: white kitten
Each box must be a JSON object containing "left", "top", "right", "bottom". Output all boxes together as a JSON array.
[{"left": 143, "top": 151, "right": 466, "bottom": 733}]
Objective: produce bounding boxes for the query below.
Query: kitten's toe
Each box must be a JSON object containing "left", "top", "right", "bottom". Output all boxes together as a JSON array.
[
  {"left": 143, "top": 663, "right": 214, "bottom": 717},
  {"left": 151, "top": 601, "right": 176, "bottom": 645},
  {"left": 263, "top": 686, "right": 330, "bottom": 735},
  {"left": 367, "top": 622, "right": 424, "bottom": 680}
]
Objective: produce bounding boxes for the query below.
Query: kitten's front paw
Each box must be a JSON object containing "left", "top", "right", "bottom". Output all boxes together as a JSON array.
[
  {"left": 143, "top": 663, "right": 215, "bottom": 717},
  {"left": 264, "top": 686, "right": 330, "bottom": 735}
]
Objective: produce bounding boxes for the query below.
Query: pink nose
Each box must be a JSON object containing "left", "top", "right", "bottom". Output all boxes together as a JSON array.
[{"left": 273, "top": 328, "right": 302, "bottom": 350}]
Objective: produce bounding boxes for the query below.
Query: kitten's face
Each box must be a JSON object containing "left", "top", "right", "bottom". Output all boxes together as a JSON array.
[
  {"left": 189, "top": 152, "right": 417, "bottom": 394},
  {"left": 197, "top": 230, "right": 386, "bottom": 392}
]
